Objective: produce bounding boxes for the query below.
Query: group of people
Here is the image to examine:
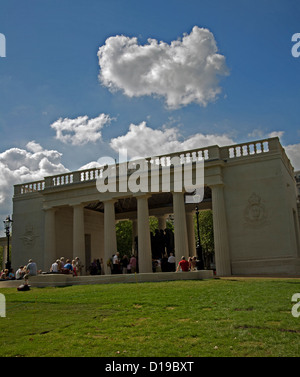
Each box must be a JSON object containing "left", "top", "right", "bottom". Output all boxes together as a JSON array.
[
  {"left": 176, "top": 256, "right": 198, "bottom": 272},
  {"left": 1, "top": 247, "right": 199, "bottom": 283},
  {"left": 105, "top": 252, "right": 199, "bottom": 274},
  {"left": 88, "top": 258, "right": 104, "bottom": 275},
  {"left": 0, "top": 268, "right": 16, "bottom": 280},
  {"left": 0, "top": 259, "right": 38, "bottom": 281},
  {"left": 152, "top": 252, "right": 176, "bottom": 272},
  {"left": 107, "top": 252, "right": 137, "bottom": 274},
  {"left": 152, "top": 254, "right": 198, "bottom": 273},
  {"left": 49, "top": 256, "right": 83, "bottom": 276}
]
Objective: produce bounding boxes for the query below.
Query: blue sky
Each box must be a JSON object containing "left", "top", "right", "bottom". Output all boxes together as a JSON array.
[{"left": 0, "top": 0, "right": 300, "bottom": 217}]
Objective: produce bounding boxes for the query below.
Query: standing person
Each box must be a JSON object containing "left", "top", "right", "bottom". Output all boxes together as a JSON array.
[
  {"left": 72, "top": 260, "right": 77, "bottom": 276},
  {"left": 75, "top": 257, "right": 83, "bottom": 276},
  {"left": 130, "top": 254, "right": 137, "bottom": 273},
  {"left": 112, "top": 252, "right": 120, "bottom": 274},
  {"left": 26, "top": 259, "right": 37, "bottom": 276},
  {"left": 176, "top": 256, "right": 190, "bottom": 272},
  {"left": 167, "top": 253, "right": 176, "bottom": 272},
  {"left": 100, "top": 258, "right": 104, "bottom": 275},
  {"left": 59, "top": 257, "right": 65, "bottom": 271},
  {"left": 96, "top": 259, "right": 101, "bottom": 275},
  {"left": 121, "top": 255, "right": 129, "bottom": 274},
  {"left": 106, "top": 255, "right": 113, "bottom": 274}
]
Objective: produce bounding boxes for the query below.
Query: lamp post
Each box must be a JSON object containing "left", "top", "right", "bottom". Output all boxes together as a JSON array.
[
  {"left": 3, "top": 216, "right": 13, "bottom": 271},
  {"left": 195, "top": 206, "right": 204, "bottom": 270}
]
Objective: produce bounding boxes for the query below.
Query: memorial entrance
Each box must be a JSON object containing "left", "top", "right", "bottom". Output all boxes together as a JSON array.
[{"left": 11, "top": 137, "right": 300, "bottom": 277}]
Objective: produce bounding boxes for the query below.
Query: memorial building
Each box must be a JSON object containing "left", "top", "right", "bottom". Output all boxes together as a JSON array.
[{"left": 11, "top": 137, "right": 300, "bottom": 277}]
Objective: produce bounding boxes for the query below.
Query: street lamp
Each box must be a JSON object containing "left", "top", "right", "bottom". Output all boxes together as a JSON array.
[
  {"left": 3, "top": 216, "right": 13, "bottom": 271},
  {"left": 195, "top": 206, "right": 204, "bottom": 270}
]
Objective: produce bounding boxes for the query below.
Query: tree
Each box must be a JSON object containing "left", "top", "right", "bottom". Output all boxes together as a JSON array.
[
  {"left": 194, "top": 210, "right": 214, "bottom": 268},
  {"left": 116, "top": 220, "right": 132, "bottom": 257}
]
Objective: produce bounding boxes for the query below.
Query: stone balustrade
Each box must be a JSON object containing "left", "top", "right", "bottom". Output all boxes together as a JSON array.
[{"left": 14, "top": 137, "right": 292, "bottom": 196}]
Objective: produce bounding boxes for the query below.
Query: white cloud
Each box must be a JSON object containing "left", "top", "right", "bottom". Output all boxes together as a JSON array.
[
  {"left": 109, "top": 123, "right": 300, "bottom": 172},
  {"left": 0, "top": 142, "right": 68, "bottom": 218},
  {"left": 50, "top": 113, "right": 112, "bottom": 145},
  {"left": 247, "top": 129, "right": 300, "bottom": 171},
  {"left": 97, "top": 26, "right": 229, "bottom": 109},
  {"left": 268, "top": 130, "right": 285, "bottom": 139},
  {"left": 284, "top": 144, "right": 300, "bottom": 171},
  {"left": 261, "top": 130, "right": 300, "bottom": 171},
  {"left": 109, "top": 121, "right": 235, "bottom": 159}
]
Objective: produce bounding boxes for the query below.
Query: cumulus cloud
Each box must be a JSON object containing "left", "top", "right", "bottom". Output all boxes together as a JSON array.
[
  {"left": 109, "top": 121, "right": 235, "bottom": 159},
  {"left": 265, "top": 130, "right": 300, "bottom": 170},
  {"left": 284, "top": 144, "right": 300, "bottom": 171},
  {"left": 0, "top": 142, "right": 68, "bottom": 217},
  {"left": 248, "top": 129, "right": 300, "bottom": 170},
  {"left": 98, "top": 26, "right": 229, "bottom": 109},
  {"left": 50, "top": 113, "right": 112, "bottom": 145}
]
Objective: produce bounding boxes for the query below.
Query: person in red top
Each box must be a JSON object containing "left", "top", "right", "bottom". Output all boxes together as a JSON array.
[{"left": 176, "top": 256, "right": 190, "bottom": 272}]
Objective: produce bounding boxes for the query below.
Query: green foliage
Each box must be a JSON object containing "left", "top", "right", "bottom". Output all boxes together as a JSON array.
[
  {"left": 149, "top": 216, "right": 158, "bottom": 234},
  {"left": 116, "top": 218, "right": 174, "bottom": 258},
  {"left": 194, "top": 210, "right": 214, "bottom": 254},
  {"left": 116, "top": 220, "right": 133, "bottom": 256},
  {"left": 149, "top": 216, "right": 173, "bottom": 234}
]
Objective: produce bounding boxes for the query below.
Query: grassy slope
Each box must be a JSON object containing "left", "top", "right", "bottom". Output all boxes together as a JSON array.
[{"left": 0, "top": 277, "right": 299, "bottom": 357}]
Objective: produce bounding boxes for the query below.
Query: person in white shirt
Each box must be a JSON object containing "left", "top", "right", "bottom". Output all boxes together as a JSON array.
[
  {"left": 167, "top": 252, "right": 176, "bottom": 272},
  {"left": 50, "top": 259, "right": 60, "bottom": 273},
  {"left": 112, "top": 252, "right": 120, "bottom": 274},
  {"left": 15, "top": 266, "right": 25, "bottom": 280}
]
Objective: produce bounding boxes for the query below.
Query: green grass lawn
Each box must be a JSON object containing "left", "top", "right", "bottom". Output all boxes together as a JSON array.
[{"left": 0, "top": 277, "right": 299, "bottom": 357}]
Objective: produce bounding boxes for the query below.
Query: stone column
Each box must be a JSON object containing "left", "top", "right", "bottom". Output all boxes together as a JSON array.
[
  {"left": 211, "top": 184, "right": 231, "bottom": 276},
  {"left": 186, "top": 211, "right": 196, "bottom": 257},
  {"left": 103, "top": 199, "right": 117, "bottom": 274},
  {"left": 136, "top": 194, "right": 152, "bottom": 273},
  {"left": 44, "top": 207, "right": 57, "bottom": 271},
  {"left": 73, "top": 204, "right": 86, "bottom": 275},
  {"left": 172, "top": 192, "right": 189, "bottom": 266}
]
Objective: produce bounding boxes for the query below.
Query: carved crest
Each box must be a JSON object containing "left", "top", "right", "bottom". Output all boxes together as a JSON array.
[
  {"left": 244, "top": 193, "right": 267, "bottom": 226},
  {"left": 20, "top": 224, "right": 38, "bottom": 247}
]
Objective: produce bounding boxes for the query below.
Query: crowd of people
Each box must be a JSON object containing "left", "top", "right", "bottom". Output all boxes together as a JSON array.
[
  {"left": 1, "top": 227, "right": 199, "bottom": 281},
  {"left": 176, "top": 256, "right": 198, "bottom": 272},
  {"left": 0, "top": 258, "right": 38, "bottom": 281},
  {"left": 106, "top": 252, "right": 137, "bottom": 274},
  {"left": 105, "top": 252, "right": 199, "bottom": 274},
  {"left": 49, "top": 256, "right": 83, "bottom": 276}
]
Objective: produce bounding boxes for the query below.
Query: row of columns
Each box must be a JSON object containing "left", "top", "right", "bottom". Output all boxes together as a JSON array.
[{"left": 43, "top": 184, "right": 232, "bottom": 276}]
